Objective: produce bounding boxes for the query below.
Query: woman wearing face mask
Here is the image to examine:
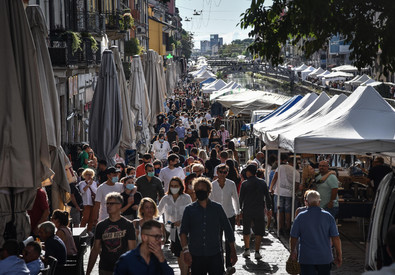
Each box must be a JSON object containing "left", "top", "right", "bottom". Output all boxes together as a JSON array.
[
  {"left": 79, "top": 168, "right": 98, "bottom": 234},
  {"left": 209, "top": 129, "right": 222, "bottom": 150},
  {"left": 158, "top": 177, "right": 192, "bottom": 275},
  {"left": 120, "top": 176, "right": 142, "bottom": 221},
  {"left": 184, "top": 129, "right": 196, "bottom": 155}
]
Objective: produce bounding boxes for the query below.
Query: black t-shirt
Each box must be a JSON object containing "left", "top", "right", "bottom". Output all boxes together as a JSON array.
[
  {"left": 368, "top": 165, "right": 393, "bottom": 191},
  {"left": 199, "top": 125, "right": 210, "bottom": 138},
  {"left": 167, "top": 131, "right": 178, "bottom": 144},
  {"left": 68, "top": 182, "right": 83, "bottom": 208},
  {"left": 156, "top": 114, "right": 165, "bottom": 126},
  {"left": 121, "top": 191, "right": 142, "bottom": 218},
  {"left": 95, "top": 217, "right": 136, "bottom": 271},
  {"left": 184, "top": 136, "right": 196, "bottom": 145}
]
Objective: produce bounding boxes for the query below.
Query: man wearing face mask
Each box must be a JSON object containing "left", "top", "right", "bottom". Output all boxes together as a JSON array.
[
  {"left": 153, "top": 134, "right": 171, "bottom": 166},
  {"left": 180, "top": 177, "right": 237, "bottom": 274},
  {"left": 135, "top": 163, "right": 165, "bottom": 203},
  {"left": 153, "top": 160, "right": 163, "bottom": 177},
  {"left": 121, "top": 176, "right": 142, "bottom": 221},
  {"left": 159, "top": 154, "right": 186, "bottom": 193},
  {"left": 93, "top": 167, "right": 124, "bottom": 222}
]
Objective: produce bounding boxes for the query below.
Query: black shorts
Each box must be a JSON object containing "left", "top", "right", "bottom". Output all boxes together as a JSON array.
[
  {"left": 242, "top": 214, "right": 266, "bottom": 236},
  {"left": 170, "top": 233, "right": 182, "bottom": 258}
]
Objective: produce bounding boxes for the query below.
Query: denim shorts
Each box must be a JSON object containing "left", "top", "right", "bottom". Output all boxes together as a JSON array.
[
  {"left": 201, "top": 137, "right": 209, "bottom": 146},
  {"left": 274, "top": 196, "right": 292, "bottom": 213}
]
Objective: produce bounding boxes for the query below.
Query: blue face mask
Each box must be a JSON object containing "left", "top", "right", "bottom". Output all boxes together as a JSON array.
[
  {"left": 126, "top": 183, "right": 135, "bottom": 190},
  {"left": 186, "top": 172, "right": 191, "bottom": 176},
  {"left": 155, "top": 168, "right": 161, "bottom": 175},
  {"left": 159, "top": 139, "right": 164, "bottom": 143},
  {"left": 111, "top": 176, "right": 118, "bottom": 183},
  {"left": 147, "top": 171, "right": 155, "bottom": 177}
]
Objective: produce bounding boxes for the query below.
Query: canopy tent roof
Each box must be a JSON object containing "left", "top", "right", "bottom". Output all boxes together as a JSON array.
[
  {"left": 323, "top": 71, "right": 354, "bottom": 79},
  {"left": 307, "top": 67, "right": 325, "bottom": 78},
  {"left": 215, "top": 90, "right": 290, "bottom": 115},
  {"left": 293, "top": 63, "right": 308, "bottom": 72},
  {"left": 188, "top": 66, "right": 206, "bottom": 77},
  {"left": 360, "top": 78, "right": 375, "bottom": 86},
  {"left": 351, "top": 74, "right": 371, "bottom": 85},
  {"left": 253, "top": 93, "right": 318, "bottom": 137},
  {"left": 263, "top": 92, "right": 330, "bottom": 147},
  {"left": 254, "top": 95, "right": 303, "bottom": 125},
  {"left": 316, "top": 70, "right": 330, "bottom": 79},
  {"left": 301, "top": 66, "right": 316, "bottom": 80},
  {"left": 213, "top": 88, "right": 249, "bottom": 106},
  {"left": 199, "top": 77, "right": 216, "bottom": 84},
  {"left": 194, "top": 70, "right": 216, "bottom": 82},
  {"left": 294, "top": 86, "right": 395, "bottom": 155},
  {"left": 276, "top": 94, "right": 348, "bottom": 152},
  {"left": 202, "top": 79, "right": 227, "bottom": 93},
  {"left": 344, "top": 74, "right": 362, "bottom": 84},
  {"left": 332, "top": 65, "right": 359, "bottom": 72},
  {"left": 209, "top": 81, "right": 241, "bottom": 101}
]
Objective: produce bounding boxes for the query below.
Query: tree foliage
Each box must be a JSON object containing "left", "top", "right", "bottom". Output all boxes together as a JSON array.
[
  {"left": 219, "top": 38, "right": 254, "bottom": 58},
  {"left": 180, "top": 29, "right": 193, "bottom": 59},
  {"left": 240, "top": 0, "right": 395, "bottom": 75}
]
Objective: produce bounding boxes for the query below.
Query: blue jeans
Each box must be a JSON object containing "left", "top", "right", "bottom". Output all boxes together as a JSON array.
[{"left": 300, "top": 263, "right": 331, "bottom": 275}]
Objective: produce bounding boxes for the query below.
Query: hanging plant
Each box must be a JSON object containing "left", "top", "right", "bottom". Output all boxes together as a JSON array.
[
  {"left": 120, "top": 12, "right": 134, "bottom": 31},
  {"left": 62, "top": 31, "right": 82, "bottom": 55},
  {"left": 81, "top": 32, "right": 99, "bottom": 53}
]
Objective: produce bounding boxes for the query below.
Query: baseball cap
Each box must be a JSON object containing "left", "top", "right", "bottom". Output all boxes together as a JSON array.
[{"left": 106, "top": 166, "right": 120, "bottom": 174}]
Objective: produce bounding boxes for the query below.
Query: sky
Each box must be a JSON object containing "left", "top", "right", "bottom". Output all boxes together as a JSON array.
[{"left": 176, "top": 0, "right": 272, "bottom": 49}]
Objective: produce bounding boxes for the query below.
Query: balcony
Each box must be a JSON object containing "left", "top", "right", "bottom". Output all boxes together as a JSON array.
[{"left": 48, "top": 33, "right": 101, "bottom": 67}]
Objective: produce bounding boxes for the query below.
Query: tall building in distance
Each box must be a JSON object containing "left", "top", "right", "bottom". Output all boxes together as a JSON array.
[
  {"left": 210, "top": 34, "right": 223, "bottom": 48},
  {"left": 200, "top": 40, "right": 211, "bottom": 53}
]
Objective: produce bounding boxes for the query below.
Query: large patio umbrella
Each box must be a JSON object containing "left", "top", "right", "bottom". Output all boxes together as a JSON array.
[
  {"left": 144, "top": 50, "right": 165, "bottom": 134},
  {"left": 89, "top": 50, "right": 123, "bottom": 166},
  {"left": 27, "top": 5, "right": 70, "bottom": 210},
  {"left": 165, "top": 59, "right": 176, "bottom": 97},
  {"left": 157, "top": 54, "right": 167, "bottom": 106},
  {"left": 0, "top": 0, "right": 52, "bottom": 245},
  {"left": 130, "top": 55, "right": 151, "bottom": 155},
  {"left": 111, "top": 46, "right": 135, "bottom": 159}
]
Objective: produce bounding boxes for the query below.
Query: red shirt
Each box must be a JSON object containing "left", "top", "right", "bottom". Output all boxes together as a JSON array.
[
  {"left": 135, "top": 163, "right": 146, "bottom": 178},
  {"left": 27, "top": 188, "right": 49, "bottom": 232}
]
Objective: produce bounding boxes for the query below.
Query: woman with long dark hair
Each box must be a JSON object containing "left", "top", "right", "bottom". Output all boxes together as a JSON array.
[
  {"left": 226, "top": 159, "right": 241, "bottom": 192},
  {"left": 204, "top": 149, "right": 221, "bottom": 179}
]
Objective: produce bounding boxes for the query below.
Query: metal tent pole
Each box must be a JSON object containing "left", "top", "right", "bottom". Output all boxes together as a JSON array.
[{"left": 291, "top": 152, "right": 297, "bottom": 222}]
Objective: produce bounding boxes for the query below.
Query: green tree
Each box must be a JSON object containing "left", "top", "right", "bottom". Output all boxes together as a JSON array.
[
  {"left": 180, "top": 29, "right": 193, "bottom": 59},
  {"left": 240, "top": 0, "right": 395, "bottom": 75}
]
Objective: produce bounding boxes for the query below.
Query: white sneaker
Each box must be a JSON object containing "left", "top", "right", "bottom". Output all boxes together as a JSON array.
[
  {"left": 225, "top": 266, "right": 236, "bottom": 275},
  {"left": 255, "top": 251, "right": 262, "bottom": 260},
  {"left": 243, "top": 249, "right": 250, "bottom": 257}
]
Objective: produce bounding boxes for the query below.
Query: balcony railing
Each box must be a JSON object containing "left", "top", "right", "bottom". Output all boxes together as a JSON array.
[{"left": 48, "top": 34, "right": 101, "bottom": 67}]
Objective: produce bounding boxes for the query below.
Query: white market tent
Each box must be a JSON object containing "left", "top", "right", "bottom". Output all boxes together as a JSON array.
[
  {"left": 202, "top": 79, "right": 227, "bottom": 93},
  {"left": 188, "top": 67, "right": 206, "bottom": 77},
  {"left": 294, "top": 86, "right": 395, "bottom": 155},
  {"left": 277, "top": 94, "right": 348, "bottom": 152},
  {"left": 293, "top": 63, "right": 308, "bottom": 72},
  {"left": 263, "top": 92, "right": 330, "bottom": 147},
  {"left": 307, "top": 67, "right": 325, "bottom": 78},
  {"left": 253, "top": 93, "right": 318, "bottom": 138},
  {"left": 352, "top": 74, "right": 371, "bottom": 86},
  {"left": 301, "top": 66, "right": 316, "bottom": 80},
  {"left": 209, "top": 81, "right": 241, "bottom": 101},
  {"left": 322, "top": 71, "right": 353, "bottom": 85},
  {"left": 219, "top": 90, "right": 291, "bottom": 115},
  {"left": 361, "top": 78, "right": 375, "bottom": 86},
  {"left": 332, "top": 64, "right": 359, "bottom": 72},
  {"left": 316, "top": 70, "right": 330, "bottom": 79},
  {"left": 194, "top": 70, "right": 216, "bottom": 82}
]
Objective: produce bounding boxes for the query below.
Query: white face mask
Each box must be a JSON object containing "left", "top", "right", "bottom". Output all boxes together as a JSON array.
[{"left": 170, "top": 187, "right": 180, "bottom": 194}]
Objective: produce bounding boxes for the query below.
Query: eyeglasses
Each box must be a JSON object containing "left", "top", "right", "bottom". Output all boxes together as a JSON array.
[
  {"left": 218, "top": 170, "right": 228, "bottom": 174},
  {"left": 144, "top": 234, "right": 164, "bottom": 241},
  {"left": 106, "top": 202, "right": 121, "bottom": 206}
]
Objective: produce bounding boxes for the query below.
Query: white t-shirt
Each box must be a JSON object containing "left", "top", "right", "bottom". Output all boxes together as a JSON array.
[
  {"left": 210, "top": 179, "right": 240, "bottom": 218},
  {"left": 152, "top": 140, "right": 171, "bottom": 160},
  {"left": 159, "top": 166, "right": 186, "bottom": 192},
  {"left": 274, "top": 164, "right": 300, "bottom": 197},
  {"left": 205, "top": 113, "right": 212, "bottom": 121},
  {"left": 79, "top": 180, "right": 98, "bottom": 206},
  {"left": 95, "top": 182, "right": 124, "bottom": 221}
]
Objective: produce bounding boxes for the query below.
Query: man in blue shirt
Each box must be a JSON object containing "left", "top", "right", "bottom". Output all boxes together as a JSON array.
[
  {"left": 23, "top": 241, "right": 44, "bottom": 275},
  {"left": 180, "top": 177, "right": 237, "bottom": 275},
  {"left": 114, "top": 220, "right": 174, "bottom": 275},
  {"left": 290, "top": 190, "right": 342, "bottom": 275},
  {"left": 38, "top": 221, "right": 67, "bottom": 267},
  {"left": 0, "top": 239, "right": 30, "bottom": 274}
]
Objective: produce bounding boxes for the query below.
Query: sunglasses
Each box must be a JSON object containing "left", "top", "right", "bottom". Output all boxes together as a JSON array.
[
  {"left": 218, "top": 170, "right": 228, "bottom": 174},
  {"left": 144, "top": 234, "right": 164, "bottom": 241}
]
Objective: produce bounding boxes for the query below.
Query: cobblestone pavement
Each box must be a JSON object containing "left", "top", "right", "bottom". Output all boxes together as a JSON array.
[{"left": 83, "top": 220, "right": 365, "bottom": 274}]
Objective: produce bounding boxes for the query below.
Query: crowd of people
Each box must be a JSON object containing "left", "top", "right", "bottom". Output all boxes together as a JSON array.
[{"left": 2, "top": 80, "right": 395, "bottom": 275}]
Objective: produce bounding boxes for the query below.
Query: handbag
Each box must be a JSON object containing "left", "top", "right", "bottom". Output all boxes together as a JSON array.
[
  {"left": 286, "top": 255, "right": 301, "bottom": 275},
  {"left": 88, "top": 185, "right": 96, "bottom": 201}
]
